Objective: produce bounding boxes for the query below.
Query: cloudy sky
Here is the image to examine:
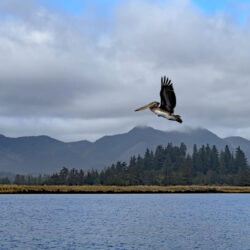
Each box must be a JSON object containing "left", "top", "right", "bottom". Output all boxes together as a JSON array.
[{"left": 0, "top": 0, "right": 250, "bottom": 141}]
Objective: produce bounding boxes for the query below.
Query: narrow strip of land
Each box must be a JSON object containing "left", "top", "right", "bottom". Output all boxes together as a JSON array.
[{"left": 1, "top": 185, "right": 250, "bottom": 194}]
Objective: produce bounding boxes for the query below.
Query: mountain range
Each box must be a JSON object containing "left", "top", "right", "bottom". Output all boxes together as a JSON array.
[{"left": 0, "top": 126, "right": 249, "bottom": 175}]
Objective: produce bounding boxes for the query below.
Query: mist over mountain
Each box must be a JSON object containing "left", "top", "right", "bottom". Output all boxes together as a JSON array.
[{"left": 0, "top": 127, "right": 249, "bottom": 174}]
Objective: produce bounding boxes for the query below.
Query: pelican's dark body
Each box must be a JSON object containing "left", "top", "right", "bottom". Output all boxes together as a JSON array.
[{"left": 135, "top": 76, "right": 182, "bottom": 123}]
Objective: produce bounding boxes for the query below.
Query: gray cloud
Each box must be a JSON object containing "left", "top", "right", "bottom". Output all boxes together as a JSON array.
[{"left": 0, "top": 0, "right": 250, "bottom": 141}]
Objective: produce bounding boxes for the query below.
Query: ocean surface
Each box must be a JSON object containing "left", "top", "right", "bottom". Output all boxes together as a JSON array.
[{"left": 0, "top": 194, "right": 250, "bottom": 250}]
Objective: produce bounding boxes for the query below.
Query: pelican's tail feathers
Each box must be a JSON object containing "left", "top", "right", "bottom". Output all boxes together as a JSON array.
[{"left": 174, "top": 115, "right": 182, "bottom": 123}]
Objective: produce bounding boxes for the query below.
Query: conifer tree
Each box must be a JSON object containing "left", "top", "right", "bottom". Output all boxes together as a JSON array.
[
  {"left": 235, "top": 147, "right": 248, "bottom": 171},
  {"left": 192, "top": 144, "right": 201, "bottom": 173},
  {"left": 210, "top": 145, "right": 220, "bottom": 172}
]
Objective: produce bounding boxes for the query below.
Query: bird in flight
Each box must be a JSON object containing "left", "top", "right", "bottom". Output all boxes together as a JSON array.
[{"left": 135, "top": 76, "right": 182, "bottom": 123}]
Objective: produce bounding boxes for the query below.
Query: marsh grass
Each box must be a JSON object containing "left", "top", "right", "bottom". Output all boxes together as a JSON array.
[{"left": 1, "top": 185, "right": 250, "bottom": 194}]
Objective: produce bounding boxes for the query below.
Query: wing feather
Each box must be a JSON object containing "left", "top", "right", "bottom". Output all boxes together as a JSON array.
[{"left": 160, "top": 76, "right": 176, "bottom": 113}]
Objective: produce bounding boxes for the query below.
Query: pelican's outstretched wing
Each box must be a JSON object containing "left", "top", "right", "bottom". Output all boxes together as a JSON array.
[{"left": 160, "top": 76, "right": 176, "bottom": 113}]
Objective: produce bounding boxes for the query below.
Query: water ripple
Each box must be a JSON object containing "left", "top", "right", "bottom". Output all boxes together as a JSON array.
[{"left": 0, "top": 194, "right": 250, "bottom": 249}]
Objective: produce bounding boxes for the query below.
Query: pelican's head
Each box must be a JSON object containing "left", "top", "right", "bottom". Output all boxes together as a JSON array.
[{"left": 135, "top": 101, "right": 159, "bottom": 112}]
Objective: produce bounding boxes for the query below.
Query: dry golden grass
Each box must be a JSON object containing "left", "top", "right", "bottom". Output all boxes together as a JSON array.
[{"left": 1, "top": 185, "right": 250, "bottom": 194}]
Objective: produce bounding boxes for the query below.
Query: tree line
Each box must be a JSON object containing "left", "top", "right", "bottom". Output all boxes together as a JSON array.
[{"left": 2, "top": 143, "right": 250, "bottom": 186}]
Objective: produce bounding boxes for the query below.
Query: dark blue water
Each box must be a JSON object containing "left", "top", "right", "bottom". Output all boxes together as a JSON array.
[{"left": 1, "top": 194, "right": 250, "bottom": 250}]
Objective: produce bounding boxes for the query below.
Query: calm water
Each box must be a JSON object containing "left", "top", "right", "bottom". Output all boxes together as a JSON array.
[{"left": 0, "top": 194, "right": 250, "bottom": 250}]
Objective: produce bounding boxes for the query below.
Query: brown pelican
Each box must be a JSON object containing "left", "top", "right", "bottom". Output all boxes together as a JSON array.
[{"left": 135, "top": 76, "right": 182, "bottom": 123}]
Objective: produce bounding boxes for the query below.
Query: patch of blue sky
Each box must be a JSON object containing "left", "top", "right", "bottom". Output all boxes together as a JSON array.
[
  {"left": 40, "top": 0, "right": 124, "bottom": 17},
  {"left": 40, "top": 0, "right": 249, "bottom": 25},
  {"left": 193, "top": 0, "right": 250, "bottom": 25},
  {"left": 192, "top": 0, "right": 229, "bottom": 13},
  {"left": 39, "top": 0, "right": 125, "bottom": 34},
  {"left": 39, "top": 0, "right": 85, "bottom": 15},
  {"left": 2, "top": 0, "right": 248, "bottom": 26}
]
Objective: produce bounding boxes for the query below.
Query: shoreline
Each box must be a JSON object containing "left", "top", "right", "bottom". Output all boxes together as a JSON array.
[{"left": 1, "top": 185, "right": 250, "bottom": 194}]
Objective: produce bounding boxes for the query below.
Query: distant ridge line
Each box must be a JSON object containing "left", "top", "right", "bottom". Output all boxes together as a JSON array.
[{"left": 0, "top": 126, "right": 249, "bottom": 174}]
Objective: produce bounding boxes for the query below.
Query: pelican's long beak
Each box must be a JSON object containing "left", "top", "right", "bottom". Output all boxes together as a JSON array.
[{"left": 135, "top": 103, "right": 152, "bottom": 112}]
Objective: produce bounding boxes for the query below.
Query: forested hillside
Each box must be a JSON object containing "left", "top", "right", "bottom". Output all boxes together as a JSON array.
[
  {"left": 1, "top": 126, "right": 250, "bottom": 174},
  {"left": 8, "top": 143, "right": 250, "bottom": 186}
]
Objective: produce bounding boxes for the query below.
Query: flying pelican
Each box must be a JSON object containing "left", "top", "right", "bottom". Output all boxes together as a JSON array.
[{"left": 135, "top": 76, "right": 182, "bottom": 123}]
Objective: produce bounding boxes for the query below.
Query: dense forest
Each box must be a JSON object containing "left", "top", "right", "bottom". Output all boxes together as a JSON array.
[{"left": 2, "top": 143, "right": 250, "bottom": 186}]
